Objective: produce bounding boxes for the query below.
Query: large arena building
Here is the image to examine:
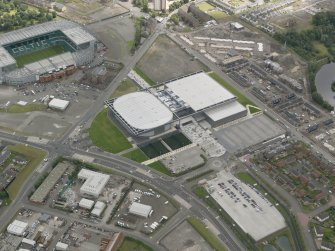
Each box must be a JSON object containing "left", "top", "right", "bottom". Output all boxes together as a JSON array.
[
  {"left": 0, "top": 20, "right": 96, "bottom": 85},
  {"left": 106, "top": 72, "right": 248, "bottom": 137}
]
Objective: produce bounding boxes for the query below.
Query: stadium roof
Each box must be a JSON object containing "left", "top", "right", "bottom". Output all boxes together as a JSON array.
[
  {"left": 0, "top": 20, "right": 95, "bottom": 46},
  {"left": 166, "top": 72, "right": 236, "bottom": 112},
  {"left": 205, "top": 100, "right": 247, "bottom": 121},
  {"left": 0, "top": 47, "right": 15, "bottom": 68},
  {"left": 113, "top": 92, "right": 173, "bottom": 131}
]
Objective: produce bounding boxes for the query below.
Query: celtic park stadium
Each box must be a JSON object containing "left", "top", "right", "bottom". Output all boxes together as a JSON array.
[{"left": 0, "top": 20, "right": 97, "bottom": 85}]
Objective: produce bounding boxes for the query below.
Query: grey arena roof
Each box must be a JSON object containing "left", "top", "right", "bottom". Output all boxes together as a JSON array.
[
  {"left": 166, "top": 72, "right": 236, "bottom": 112},
  {"left": 0, "top": 20, "right": 95, "bottom": 46},
  {"left": 0, "top": 47, "right": 15, "bottom": 68},
  {"left": 113, "top": 92, "right": 173, "bottom": 131}
]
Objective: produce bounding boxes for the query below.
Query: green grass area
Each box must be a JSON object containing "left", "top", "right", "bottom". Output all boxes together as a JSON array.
[
  {"left": 208, "top": 72, "right": 256, "bottom": 107},
  {"left": 127, "top": 40, "right": 135, "bottom": 50},
  {"left": 15, "top": 45, "right": 67, "bottom": 68},
  {"left": 0, "top": 103, "right": 47, "bottom": 113},
  {"left": 122, "top": 149, "right": 149, "bottom": 163},
  {"left": 6, "top": 144, "right": 46, "bottom": 201},
  {"left": 148, "top": 161, "right": 173, "bottom": 176},
  {"left": 187, "top": 217, "right": 227, "bottom": 251},
  {"left": 162, "top": 132, "right": 191, "bottom": 150},
  {"left": 248, "top": 105, "right": 262, "bottom": 114},
  {"left": 196, "top": 2, "right": 215, "bottom": 11},
  {"left": 117, "top": 237, "right": 154, "bottom": 251},
  {"left": 133, "top": 66, "right": 156, "bottom": 86},
  {"left": 140, "top": 141, "right": 169, "bottom": 159},
  {"left": 89, "top": 109, "right": 132, "bottom": 153},
  {"left": 208, "top": 10, "right": 228, "bottom": 20},
  {"left": 110, "top": 78, "right": 138, "bottom": 99},
  {"left": 193, "top": 186, "right": 209, "bottom": 198},
  {"left": 313, "top": 41, "right": 330, "bottom": 58}
]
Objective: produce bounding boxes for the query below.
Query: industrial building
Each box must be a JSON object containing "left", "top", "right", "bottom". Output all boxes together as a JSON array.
[
  {"left": 48, "top": 98, "right": 70, "bottom": 111},
  {"left": 106, "top": 72, "right": 248, "bottom": 137},
  {"left": 78, "top": 169, "right": 110, "bottom": 198},
  {"left": 91, "top": 201, "right": 106, "bottom": 217},
  {"left": 79, "top": 198, "right": 95, "bottom": 209},
  {"left": 129, "top": 202, "right": 153, "bottom": 218},
  {"left": 0, "top": 20, "right": 96, "bottom": 85},
  {"left": 7, "top": 220, "right": 28, "bottom": 236}
]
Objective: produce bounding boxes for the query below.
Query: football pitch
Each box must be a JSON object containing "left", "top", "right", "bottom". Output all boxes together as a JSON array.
[{"left": 15, "top": 45, "right": 67, "bottom": 68}]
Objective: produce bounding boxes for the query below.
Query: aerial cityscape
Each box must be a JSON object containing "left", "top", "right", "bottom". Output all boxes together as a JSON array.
[{"left": 0, "top": 0, "right": 334, "bottom": 250}]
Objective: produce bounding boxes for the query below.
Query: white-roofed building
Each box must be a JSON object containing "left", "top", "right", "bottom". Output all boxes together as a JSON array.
[
  {"left": 129, "top": 202, "right": 152, "bottom": 218},
  {"left": 107, "top": 92, "right": 173, "bottom": 137},
  {"left": 56, "top": 242, "right": 69, "bottom": 251},
  {"left": 7, "top": 220, "right": 28, "bottom": 236},
  {"left": 21, "top": 238, "right": 36, "bottom": 248},
  {"left": 79, "top": 198, "right": 95, "bottom": 209},
  {"left": 91, "top": 201, "right": 106, "bottom": 217},
  {"left": 205, "top": 101, "right": 247, "bottom": 126},
  {"left": 48, "top": 98, "right": 70, "bottom": 111},
  {"left": 78, "top": 169, "right": 110, "bottom": 198},
  {"left": 165, "top": 72, "right": 236, "bottom": 112}
]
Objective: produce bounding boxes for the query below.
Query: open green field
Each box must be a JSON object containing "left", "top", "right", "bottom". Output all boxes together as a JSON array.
[
  {"left": 122, "top": 149, "right": 149, "bottom": 163},
  {"left": 110, "top": 78, "right": 139, "bottom": 99},
  {"left": 312, "top": 41, "right": 330, "bottom": 59},
  {"left": 187, "top": 217, "right": 226, "bottom": 251},
  {"left": 89, "top": 109, "right": 132, "bottom": 153},
  {"left": 209, "top": 10, "right": 228, "bottom": 20},
  {"left": 140, "top": 141, "right": 169, "bottom": 159},
  {"left": 208, "top": 72, "right": 256, "bottom": 107},
  {"left": 117, "top": 237, "right": 154, "bottom": 251},
  {"left": 0, "top": 103, "right": 47, "bottom": 113},
  {"left": 163, "top": 132, "right": 191, "bottom": 150},
  {"left": 148, "top": 161, "right": 173, "bottom": 176},
  {"left": 6, "top": 144, "right": 46, "bottom": 201},
  {"left": 15, "top": 45, "right": 67, "bottom": 68},
  {"left": 248, "top": 105, "right": 262, "bottom": 114},
  {"left": 196, "top": 2, "right": 215, "bottom": 11}
]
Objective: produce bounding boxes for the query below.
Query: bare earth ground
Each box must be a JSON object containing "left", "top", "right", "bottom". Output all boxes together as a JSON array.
[{"left": 137, "top": 35, "right": 206, "bottom": 83}]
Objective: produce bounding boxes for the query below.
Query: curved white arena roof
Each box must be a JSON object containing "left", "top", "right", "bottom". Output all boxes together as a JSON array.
[{"left": 113, "top": 92, "right": 173, "bottom": 130}]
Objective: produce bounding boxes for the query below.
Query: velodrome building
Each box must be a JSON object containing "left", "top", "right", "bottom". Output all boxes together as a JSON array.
[
  {"left": 106, "top": 72, "right": 248, "bottom": 137},
  {"left": 0, "top": 20, "right": 96, "bottom": 85}
]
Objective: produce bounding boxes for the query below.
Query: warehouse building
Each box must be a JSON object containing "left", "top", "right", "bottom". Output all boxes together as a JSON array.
[
  {"left": 129, "top": 202, "right": 152, "bottom": 218},
  {"left": 48, "top": 98, "right": 70, "bottom": 111},
  {"left": 79, "top": 198, "right": 95, "bottom": 209},
  {"left": 91, "top": 201, "right": 106, "bottom": 217},
  {"left": 7, "top": 220, "right": 28, "bottom": 236},
  {"left": 78, "top": 169, "right": 110, "bottom": 198}
]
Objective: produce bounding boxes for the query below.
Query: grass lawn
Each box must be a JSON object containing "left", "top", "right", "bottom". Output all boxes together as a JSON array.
[
  {"left": 6, "top": 144, "right": 46, "bottom": 201},
  {"left": 248, "top": 105, "right": 262, "bottom": 114},
  {"left": 122, "top": 149, "right": 149, "bottom": 163},
  {"left": 89, "top": 109, "right": 132, "bottom": 153},
  {"left": 140, "top": 141, "right": 170, "bottom": 159},
  {"left": 313, "top": 41, "right": 330, "bottom": 59},
  {"left": 133, "top": 66, "right": 156, "bottom": 86},
  {"left": 196, "top": 2, "right": 215, "bottom": 11},
  {"left": 0, "top": 103, "right": 47, "bottom": 113},
  {"left": 117, "top": 237, "right": 154, "bottom": 251},
  {"left": 187, "top": 217, "right": 227, "bottom": 251},
  {"left": 110, "top": 78, "right": 138, "bottom": 99},
  {"left": 15, "top": 45, "right": 67, "bottom": 68},
  {"left": 193, "top": 186, "right": 209, "bottom": 198},
  {"left": 148, "top": 161, "right": 173, "bottom": 176},
  {"left": 209, "top": 10, "right": 228, "bottom": 20},
  {"left": 208, "top": 72, "right": 256, "bottom": 107},
  {"left": 163, "top": 132, "right": 191, "bottom": 150}
]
